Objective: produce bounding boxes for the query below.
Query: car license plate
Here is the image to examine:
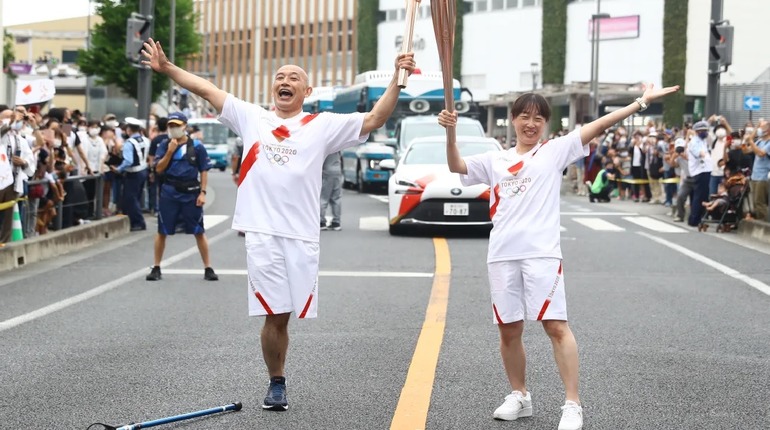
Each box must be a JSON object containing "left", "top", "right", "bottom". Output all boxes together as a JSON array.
[{"left": 444, "top": 202, "right": 469, "bottom": 216}]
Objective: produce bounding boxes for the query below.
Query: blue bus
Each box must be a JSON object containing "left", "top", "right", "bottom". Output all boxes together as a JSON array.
[
  {"left": 302, "top": 86, "right": 339, "bottom": 113},
  {"left": 334, "top": 70, "right": 474, "bottom": 192}
]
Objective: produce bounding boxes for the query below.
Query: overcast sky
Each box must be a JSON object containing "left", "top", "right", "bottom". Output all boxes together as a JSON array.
[{"left": 2, "top": 0, "right": 94, "bottom": 26}]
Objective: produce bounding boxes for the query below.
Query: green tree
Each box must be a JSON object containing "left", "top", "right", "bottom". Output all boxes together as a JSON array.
[
  {"left": 3, "top": 30, "right": 15, "bottom": 76},
  {"left": 541, "top": 0, "right": 568, "bottom": 130},
  {"left": 662, "top": 0, "right": 688, "bottom": 127},
  {"left": 357, "top": 0, "right": 381, "bottom": 73},
  {"left": 77, "top": 0, "right": 200, "bottom": 102}
]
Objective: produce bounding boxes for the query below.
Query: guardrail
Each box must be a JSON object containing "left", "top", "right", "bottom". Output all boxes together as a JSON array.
[{"left": 22, "top": 174, "right": 105, "bottom": 234}]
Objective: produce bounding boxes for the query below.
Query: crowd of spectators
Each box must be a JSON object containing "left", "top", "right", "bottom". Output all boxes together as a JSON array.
[
  {"left": 564, "top": 115, "right": 770, "bottom": 227},
  {"left": 0, "top": 104, "right": 170, "bottom": 246}
]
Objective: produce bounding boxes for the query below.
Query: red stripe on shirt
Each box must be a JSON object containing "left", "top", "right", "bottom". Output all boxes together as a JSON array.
[
  {"left": 300, "top": 113, "right": 319, "bottom": 125},
  {"left": 255, "top": 292, "right": 274, "bottom": 315},
  {"left": 298, "top": 294, "right": 314, "bottom": 318},
  {"left": 492, "top": 304, "right": 505, "bottom": 325},
  {"left": 238, "top": 142, "right": 260, "bottom": 187},
  {"left": 489, "top": 184, "right": 501, "bottom": 219}
]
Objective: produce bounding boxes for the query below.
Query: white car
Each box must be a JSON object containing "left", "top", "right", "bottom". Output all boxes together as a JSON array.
[{"left": 380, "top": 135, "right": 502, "bottom": 235}]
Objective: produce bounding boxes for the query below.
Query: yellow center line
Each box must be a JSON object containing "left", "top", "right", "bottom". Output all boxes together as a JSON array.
[{"left": 390, "top": 238, "right": 451, "bottom": 430}]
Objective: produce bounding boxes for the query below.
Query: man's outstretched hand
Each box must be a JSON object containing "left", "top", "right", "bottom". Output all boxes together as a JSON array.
[{"left": 141, "top": 38, "right": 171, "bottom": 73}]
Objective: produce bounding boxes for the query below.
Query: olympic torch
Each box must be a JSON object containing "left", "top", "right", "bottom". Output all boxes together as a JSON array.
[
  {"left": 431, "top": 0, "right": 457, "bottom": 146},
  {"left": 398, "top": 0, "right": 421, "bottom": 88}
]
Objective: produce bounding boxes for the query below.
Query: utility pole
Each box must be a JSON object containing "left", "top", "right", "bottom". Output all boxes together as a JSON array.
[
  {"left": 589, "top": 0, "right": 602, "bottom": 121},
  {"left": 167, "top": 0, "right": 176, "bottom": 111},
  {"left": 137, "top": 0, "right": 155, "bottom": 122},
  {"left": 705, "top": 0, "right": 723, "bottom": 117},
  {"left": 0, "top": 19, "right": 6, "bottom": 105}
]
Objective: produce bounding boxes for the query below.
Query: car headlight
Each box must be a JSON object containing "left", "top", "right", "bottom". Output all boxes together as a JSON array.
[
  {"left": 394, "top": 177, "right": 422, "bottom": 194},
  {"left": 368, "top": 159, "right": 381, "bottom": 170}
]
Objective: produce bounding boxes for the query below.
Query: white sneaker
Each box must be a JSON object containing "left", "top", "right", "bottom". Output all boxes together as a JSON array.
[
  {"left": 558, "top": 400, "right": 583, "bottom": 430},
  {"left": 493, "top": 390, "right": 532, "bottom": 421}
]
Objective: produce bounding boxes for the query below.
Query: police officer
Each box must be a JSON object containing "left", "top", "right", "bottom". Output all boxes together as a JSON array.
[
  {"left": 113, "top": 118, "right": 149, "bottom": 231},
  {"left": 146, "top": 112, "right": 218, "bottom": 281}
]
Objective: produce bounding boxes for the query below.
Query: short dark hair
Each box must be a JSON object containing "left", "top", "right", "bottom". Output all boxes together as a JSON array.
[
  {"left": 48, "top": 107, "right": 66, "bottom": 123},
  {"left": 156, "top": 117, "right": 168, "bottom": 132},
  {"left": 510, "top": 93, "right": 551, "bottom": 122}
]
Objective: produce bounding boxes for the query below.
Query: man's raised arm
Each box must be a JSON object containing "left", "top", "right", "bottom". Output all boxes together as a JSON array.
[
  {"left": 360, "top": 53, "right": 416, "bottom": 136},
  {"left": 141, "top": 38, "right": 228, "bottom": 113}
]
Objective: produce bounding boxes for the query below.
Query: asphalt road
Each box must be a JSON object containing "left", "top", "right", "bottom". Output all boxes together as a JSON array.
[{"left": 2, "top": 171, "right": 770, "bottom": 430}]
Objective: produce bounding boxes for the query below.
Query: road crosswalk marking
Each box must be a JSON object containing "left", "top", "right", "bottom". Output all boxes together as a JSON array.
[
  {"left": 162, "top": 269, "right": 433, "bottom": 278},
  {"left": 622, "top": 216, "right": 688, "bottom": 233},
  {"left": 359, "top": 216, "right": 389, "bottom": 231},
  {"left": 572, "top": 217, "right": 626, "bottom": 231}
]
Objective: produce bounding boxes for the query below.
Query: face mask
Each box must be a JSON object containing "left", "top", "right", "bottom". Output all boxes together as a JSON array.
[
  {"left": 619, "top": 137, "right": 627, "bottom": 145},
  {"left": 731, "top": 142, "right": 741, "bottom": 150},
  {"left": 757, "top": 129, "right": 765, "bottom": 138},
  {"left": 78, "top": 126, "right": 87, "bottom": 132},
  {"left": 22, "top": 126, "right": 33, "bottom": 136},
  {"left": 697, "top": 131, "right": 709, "bottom": 139},
  {"left": 149, "top": 119, "right": 156, "bottom": 127},
  {"left": 53, "top": 139, "right": 62, "bottom": 148},
  {"left": 11, "top": 120, "right": 24, "bottom": 131},
  {"left": 106, "top": 120, "right": 119, "bottom": 128},
  {"left": 1, "top": 118, "right": 9, "bottom": 127},
  {"left": 168, "top": 127, "right": 186, "bottom": 139},
  {"left": 715, "top": 129, "right": 727, "bottom": 138},
  {"left": 88, "top": 128, "right": 100, "bottom": 137},
  {"left": 745, "top": 127, "right": 754, "bottom": 135}
]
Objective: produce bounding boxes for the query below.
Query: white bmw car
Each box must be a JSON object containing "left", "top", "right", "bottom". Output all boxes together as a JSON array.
[{"left": 379, "top": 136, "right": 502, "bottom": 235}]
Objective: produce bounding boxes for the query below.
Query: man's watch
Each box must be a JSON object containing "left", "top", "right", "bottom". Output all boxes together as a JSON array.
[
  {"left": 200, "top": 190, "right": 207, "bottom": 195},
  {"left": 635, "top": 97, "right": 648, "bottom": 112}
]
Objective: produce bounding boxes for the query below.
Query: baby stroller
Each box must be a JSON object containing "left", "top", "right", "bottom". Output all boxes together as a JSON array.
[{"left": 698, "top": 170, "right": 750, "bottom": 233}]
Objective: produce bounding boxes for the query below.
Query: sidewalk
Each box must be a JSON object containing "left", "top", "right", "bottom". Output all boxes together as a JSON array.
[{"left": 0, "top": 215, "right": 130, "bottom": 272}]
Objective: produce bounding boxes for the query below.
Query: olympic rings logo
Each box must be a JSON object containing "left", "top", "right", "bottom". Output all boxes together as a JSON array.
[
  {"left": 504, "top": 184, "right": 527, "bottom": 197},
  {"left": 267, "top": 152, "right": 291, "bottom": 166}
]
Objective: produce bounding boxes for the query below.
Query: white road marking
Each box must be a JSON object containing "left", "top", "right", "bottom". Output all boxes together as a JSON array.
[
  {"left": 0, "top": 228, "right": 234, "bottom": 333},
  {"left": 572, "top": 217, "right": 625, "bottom": 231},
  {"left": 359, "top": 216, "right": 389, "bottom": 231},
  {"left": 623, "top": 216, "right": 688, "bottom": 233},
  {"left": 560, "top": 225, "right": 567, "bottom": 232},
  {"left": 561, "top": 212, "right": 639, "bottom": 216},
  {"left": 368, "top": 195, "right": 389, "bottom": 203},
  {"left": 162, "top": 269, "right": 434, "bottom": 278},
  {"left": 639, "top": 232, "right": 770, "bottom": 297},
  {"left": 203, "top": 214, "right": 230, "bottom": 229}
]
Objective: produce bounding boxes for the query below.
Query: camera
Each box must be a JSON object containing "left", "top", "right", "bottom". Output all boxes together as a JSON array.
[{"left": 675, "top": 146, "right": 684, "bottom": 154}]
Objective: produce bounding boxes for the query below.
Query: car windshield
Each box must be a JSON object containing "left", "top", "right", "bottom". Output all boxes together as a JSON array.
[
  {"left": 403, "top": 141, "right": 498, "bottom": 165},
  {"left": 401, "top": 123, "right": 482, "bottom": 149},
  {"left": 190, "top": 123, "right": 232, "bottom": 146}
]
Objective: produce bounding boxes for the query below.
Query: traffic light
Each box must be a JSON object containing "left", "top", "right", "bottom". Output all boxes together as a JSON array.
[
  {"left": 709, "top": 22, "right": 734, "bottom": 69},
  {"left": 125, "top": 13, "right": 152, "bottom": 64}
]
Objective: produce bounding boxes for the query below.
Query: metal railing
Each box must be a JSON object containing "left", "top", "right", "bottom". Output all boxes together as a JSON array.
[{"left": 22, "top": 174, "right": 105, "bottom": 233}]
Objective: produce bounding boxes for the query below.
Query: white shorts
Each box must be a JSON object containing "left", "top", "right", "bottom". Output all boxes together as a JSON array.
[
  {"left": 245, "top": 232, "right": 319, "bottom": 318},
  {"left": 487, "top": 258, "right": 567, "bottom": 323}
]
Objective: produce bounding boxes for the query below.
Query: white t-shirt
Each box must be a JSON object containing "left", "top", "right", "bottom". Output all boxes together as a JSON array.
[
  {"left": 79, "top": 133, "right": 108, "bottom": 174},
  {"left": 461, "top": 129, "right": 588, "bottom": 263},
  {"left": 218, "top": 94, "right": 368, "bottom": 242},
  {"left": 710, "top": 138, "right": 725, "bottom": 177}
]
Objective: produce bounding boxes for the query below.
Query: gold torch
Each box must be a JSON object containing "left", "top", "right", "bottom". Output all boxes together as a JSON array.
[
  {"left": 397, "top": 0, "right": 421, "bottom": 88},
  {"left": 430, "top": 0, "right": 457, "bottom": 146}
]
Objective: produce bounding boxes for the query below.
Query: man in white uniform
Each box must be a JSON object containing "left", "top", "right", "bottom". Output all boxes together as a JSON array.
[
  {"left": 141, "top": 38, "right": 416, "bottom": 411},
  {"left": 439, "top": 83, "right": 679, "bottom": 430}
]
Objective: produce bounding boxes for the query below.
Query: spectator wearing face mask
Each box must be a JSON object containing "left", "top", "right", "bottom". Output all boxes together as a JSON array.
[
  {"left": 78, "top": 120, "right": 108, "bottom": 218},
  {"left": 687, "top": 121, "right": 713, "bottom": 227},
  {"left": 708, "top": 115, "right": 732, "bottom": 195},
  {"left": 746, "top": 120, "right": 770, "bottom": 221},
  {"left": 103, "top": 113, "right": 123, "bottom": 140}
]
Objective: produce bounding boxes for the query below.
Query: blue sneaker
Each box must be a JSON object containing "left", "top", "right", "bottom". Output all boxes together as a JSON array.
[{"left": 262, "top": 376, "right": 288, "bottom": 411}]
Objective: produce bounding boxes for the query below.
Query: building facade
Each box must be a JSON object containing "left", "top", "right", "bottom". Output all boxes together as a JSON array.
[{"left": 189, "top": 0, "right": 358, "bottom": 106}]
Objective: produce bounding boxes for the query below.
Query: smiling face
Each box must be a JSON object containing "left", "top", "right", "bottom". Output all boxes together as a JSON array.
[
  {"left": 510, "top": 94, "right": 551, "bottom": 150},
  {"left": 272, "top": 65, "right": 312, "bottom": 118}
]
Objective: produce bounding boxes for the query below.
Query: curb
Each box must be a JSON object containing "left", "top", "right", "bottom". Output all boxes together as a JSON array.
[
  {"left": 737, "top": 218, "right": 770, "bottom": 245},
  {"left": 0, "top": 216, "right": 131, "bottom": 272}
]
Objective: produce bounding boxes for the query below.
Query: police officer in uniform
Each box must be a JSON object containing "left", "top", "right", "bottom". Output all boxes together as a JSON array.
[
  {"left": 114, "top": 118, "right": 149, "bottom": 231},
  {"left": 146, "top": 112, "right": 218, "bottom": 281}
]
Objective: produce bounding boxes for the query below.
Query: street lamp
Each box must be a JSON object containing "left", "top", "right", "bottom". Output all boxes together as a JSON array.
[
  {"left": 530, "top": 62, "right": 540, "bottom": 91},
  {"left": 589, "top": 9, "right": 611, "bottom": 120}
]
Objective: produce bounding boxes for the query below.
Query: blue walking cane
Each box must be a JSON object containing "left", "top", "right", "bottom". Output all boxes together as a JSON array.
[{"left": 87, "top": 402, "right": 242, "bottom": 430}]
